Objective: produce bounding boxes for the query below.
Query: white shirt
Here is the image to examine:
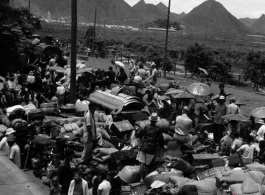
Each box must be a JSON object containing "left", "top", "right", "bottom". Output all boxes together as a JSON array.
[
  {"left": 114, "top": 61, "right": 125, "bottom": 70},
  {"left": 10, "top": 143, "right": 21, "bottom": 168},
  {"left": 237, "top": 144, "right": 256, "bottom": 159},
  {"left": 57, "top": 85, "right": 65, "bottom": 95},
  {"left": 98, "top": 180, "right": 111, "bottom": 195},
  {"left": 227, "top": 103, "right": 240, "bottom": 114},
  {"left": 0, "top": 137, "right": 10, "bottom": 157},
  {"left": 257, "top": 125, "right": 265, "bottom": 141},
  {"left": 27, "top": 75, "right": 35, "bottom": 84}
]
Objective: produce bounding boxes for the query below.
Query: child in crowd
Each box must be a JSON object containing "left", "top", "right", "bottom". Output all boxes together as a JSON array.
[{"left": 49, "top": 176, "right": 61, "bottom": 195}]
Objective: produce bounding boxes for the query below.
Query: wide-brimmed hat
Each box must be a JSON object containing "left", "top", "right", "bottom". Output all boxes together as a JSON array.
[
  {"left": 151, "top": 180, "right": 166, "bottom": 189},
  {"left": 149, "top": 113, "right": 160, "bottom": 122},
  {"left": 219, "top": 95, "right": 225, "bottom": 100},
  {"left": 257, "top": 119, "right": 265, "bottom": 125},
  {"left": 6, "top": 128, "right": 15, "bottom": 135}
]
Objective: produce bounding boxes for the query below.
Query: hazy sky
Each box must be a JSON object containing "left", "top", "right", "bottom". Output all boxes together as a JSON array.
[{"left": 124, "top": 0, "right": 265, "bottom": 19}]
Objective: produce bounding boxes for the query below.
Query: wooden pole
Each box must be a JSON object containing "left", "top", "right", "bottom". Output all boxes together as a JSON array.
[
  {"left": 70, "top": 0, "right": 77, "bottom": 104},
  {"left": 92, "top": 7, "right": 97, "bottom": 55},
  {"left": 164, "top": 0, "right": 171, "bottom": 78}
]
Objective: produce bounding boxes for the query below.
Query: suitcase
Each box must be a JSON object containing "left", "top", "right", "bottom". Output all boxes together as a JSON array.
[
  {"left": 110, "top": 120, "right": 134, "bottom": 137},
  {"left": 211, "top": 153, "right": 242, "bottom": 168},
  {"left": 28, "top": 109, "right": 45, "bottom": 121},
  {"left": 41, "top": 108, "right": 58, "bottom": 116},
  {"left": 192, "top": 153, "right": 219, "bottom": 167},
  {"left": 197, "top": 166, "right": 231, "bottom": 180}
]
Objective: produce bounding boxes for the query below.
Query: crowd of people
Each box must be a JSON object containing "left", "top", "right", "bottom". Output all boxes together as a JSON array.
[{"left": 1, "top": 52, "right": 265, "bottom": 195}]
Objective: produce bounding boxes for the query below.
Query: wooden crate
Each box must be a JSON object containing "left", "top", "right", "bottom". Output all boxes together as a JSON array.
[
  {"left": 197, "top": 166, "right": 231, "bottom": 180},
  {"left": 211, "top": 153, "right": 242, "bottom": 168},
  {"left": 192, "top": 153, "right": 219, "bottom": 166}
]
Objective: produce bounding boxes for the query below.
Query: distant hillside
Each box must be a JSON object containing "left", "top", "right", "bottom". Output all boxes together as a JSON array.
[
  {"left": 133, "top": 0, "right": 167, "bottom": 22},
  {"left": 239, "top": 18, "right": 257, "bottom": 27},
  {"left": 251, "top": 14, "right": 265, "bottom": 34},
  {"left": 13, "top": 0, "right": 145, "bottom": 26},
  {"left": 182, "top": 0, "right": 251, "bottom": 35},
  {"left": 156, "top": 2, "right": 181, "bottom": 22}
]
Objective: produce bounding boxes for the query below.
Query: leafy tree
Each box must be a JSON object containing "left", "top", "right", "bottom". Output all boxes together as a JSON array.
[
  {"left": 208, "top": 54, "right": 233, "bottom": 83},
  {"left": 184, "top": 42, "right": 214, "bottom": 77},
  {"left": 0, "top": 1, "right": 41, "bottom": 75},
  {"left": 243, "top": 51, "right": 265, "bottom": 91}
]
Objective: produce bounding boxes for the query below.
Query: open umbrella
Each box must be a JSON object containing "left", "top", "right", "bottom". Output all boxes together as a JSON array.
[
  {"left": 49, "top": 66, "right": 66, "bottom": 73},
  {"left": 76, "top": 68, "right": 94, "bottom": 74},
  {"left": 165, "top": 89, "right": 183, "bottom": 95},
  {"left": 174, "top": 91, "right": 195, "bottom": 99},
  {"left": 198, "top": 67, "right": 208, "bottom": 75},
  {"left": 251, "top": 107, "right": 265, "bottom": 118},
  {"left": 187, "top": 83, "right": 212, "bottom": 96},
  {"left": 222, "top": 114, "right": 248, "bottom": 121}
]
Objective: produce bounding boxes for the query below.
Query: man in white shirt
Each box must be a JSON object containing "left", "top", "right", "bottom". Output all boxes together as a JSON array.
[
  {"left": 173, "top": 107, "right": 194, "bottom": 144},
  {"left": 7, "top": 134, "right": 21, "bottom": 168},
  {"left": 257, "top": 119, "right": 265, "bottom": 141},
  {"left": 0, "top": 128, "right": 15, "bottom": 157},
  {"left": 111, "top": 60, "right": 125, "bottom": 71},
  {"left": 98, "top": 171, "right": 111, "bottom": 195},
  {"left": 227, "top": 97, "right": 240, "bottom": 114},
  {"left": 56, "top": 82, "right": 65, "bottom": 106}
]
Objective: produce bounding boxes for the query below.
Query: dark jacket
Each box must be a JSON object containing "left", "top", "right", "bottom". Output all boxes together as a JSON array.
[
  {"left": 136, "top": 124, "right": 164, "bottom": 155},
  {"left": 58, "top": 159, "right": 74, "bottom": 187}
]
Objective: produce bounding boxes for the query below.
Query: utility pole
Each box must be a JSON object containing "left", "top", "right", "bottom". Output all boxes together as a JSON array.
[
  {"left": 164, "top": 0, "right": 171, "bottom": 78},
  {"left": 29, "top": 0, "right": 30, "bottom": 11},
  {"left": 70, "top": 0, "right": 77, "bottom": 103},
  {"left": 92, "top": 7, "right": 97, "bottom": 55}
]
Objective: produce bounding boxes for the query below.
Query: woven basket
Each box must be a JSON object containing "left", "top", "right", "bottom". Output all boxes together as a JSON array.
[
  {"left": 145, "top": 172, "right": 183, "bottom": 187},
  {"left": 118, "top": 166, "right": 140, "bottom": 184}
]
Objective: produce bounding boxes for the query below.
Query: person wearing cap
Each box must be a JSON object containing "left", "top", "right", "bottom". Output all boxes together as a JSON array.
[
  {"left": 213, "top": 95, "right": 228, "bottom": 143},
  {"left": 136, "top": 112, "right": 164, "bottom": 182},
  {"left": 256, "top": 119, "right": 265, "bottom": 141},
  {"left": 173, "top": 107, "right": 194, "bottom": 144},
  {"left": 58, "top": 149, "right": 75, "bottom": 195},
  {"left": 227, "top": 97, "right": 240, "bottom": 115},
  {"left": 0, "top": 128, "right": 16, "bottom": 157},
  {"left": 7, "top": 134, "right": 21, "bottom": 168}
]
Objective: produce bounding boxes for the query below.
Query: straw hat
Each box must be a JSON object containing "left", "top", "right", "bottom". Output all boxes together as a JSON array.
[
  {"left": 151, "top": 180, "right": 166, "bottom": 189},
  {"left": 5, "top": 128, "right": 15, "bottom": 135},
  {"left": 257, "top": 119, "right": 265, "bottom": 125},
  {"left": 219, "top": 95, "right": 225, "bottom": 100},
  {"left": 149, "top": 113, "right": 160, "bottom": 122}
]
